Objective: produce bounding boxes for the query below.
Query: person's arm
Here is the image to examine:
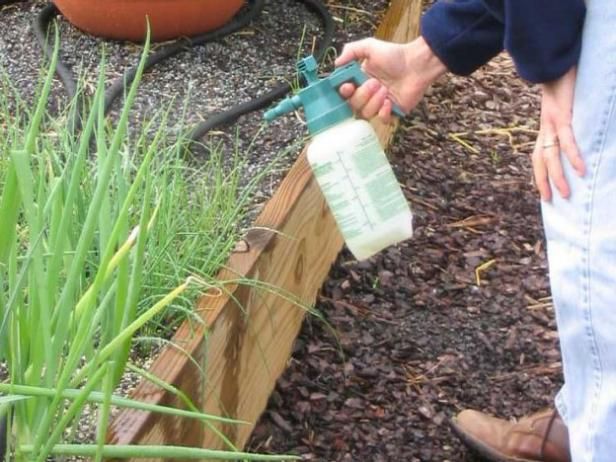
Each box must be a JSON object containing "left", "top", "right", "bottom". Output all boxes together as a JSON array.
[
  {"left": 414, "top": 0, "right": 588, "bottom": 203},
  {"left": 336, "top": 0, "right": 506, "bottom": 119},
  {"left": 422, "top": 0, "right": 586, "bottom": 83}
]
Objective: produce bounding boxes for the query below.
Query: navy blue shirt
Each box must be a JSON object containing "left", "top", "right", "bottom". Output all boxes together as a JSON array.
[{"left": 421, "top": 0, "right": 586, "bottom": 83}]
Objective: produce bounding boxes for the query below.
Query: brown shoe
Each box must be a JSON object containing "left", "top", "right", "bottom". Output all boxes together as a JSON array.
[{"left": 450, "top": 408, "right": 570, "bottom": 462}]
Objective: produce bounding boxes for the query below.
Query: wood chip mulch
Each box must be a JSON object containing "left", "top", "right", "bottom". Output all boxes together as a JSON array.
[{"left": 249, "top": 55, "right": 562, "bottom": 461}]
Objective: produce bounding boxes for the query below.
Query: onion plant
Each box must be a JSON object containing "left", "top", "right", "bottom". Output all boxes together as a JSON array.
[{"left": 0, "top": 32, "right": 296, "bottom": 461}]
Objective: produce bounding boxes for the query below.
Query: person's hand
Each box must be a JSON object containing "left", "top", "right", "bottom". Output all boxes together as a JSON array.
[
  {"left": 335, "top": 36, "right": 447, "bottom": 122},
  {"left": 533, "top": 66, "right": 585, "bottom": 201}
]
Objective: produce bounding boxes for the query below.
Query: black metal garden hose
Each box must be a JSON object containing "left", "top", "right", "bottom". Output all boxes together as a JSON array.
[{"left": 32, "top": 0, "right": 336, "bottom": 138}]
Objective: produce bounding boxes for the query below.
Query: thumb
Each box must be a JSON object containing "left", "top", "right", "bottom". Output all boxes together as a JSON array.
[{"left": 335, "top": 38, "right": 374, "bottom": 67}]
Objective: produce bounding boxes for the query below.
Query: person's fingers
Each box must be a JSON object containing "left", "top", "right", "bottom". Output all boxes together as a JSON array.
[
  {"left": 532, "top": 137, "right": 552, "bottom": 202},
  {"left": 335, "top": 38, "right": 374, "bottom": 67},
  {"left": 378, "top": 99, "right": 393, "bottom": 123},
  {"left": 339, "top": 82, "right": 356, "bottom": 99},
  {"left": 360, "top": 86, "right": 388, "bottom": 119},
  {"left": 557, "top": 123, "right": 585, "bottom": 177},
  {"left": 347, "top": 78, "right": 382, "bottom": 113},
  {"left": 541, "top": 132, "right": 570, "bottom": 199}
]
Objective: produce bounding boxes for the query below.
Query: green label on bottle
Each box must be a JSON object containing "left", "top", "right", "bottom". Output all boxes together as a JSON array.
[{"left": 311, "top": 132, "right": 410, "bottom": 243}]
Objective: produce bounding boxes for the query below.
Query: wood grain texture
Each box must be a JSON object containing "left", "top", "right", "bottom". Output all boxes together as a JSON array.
[{"left": 108, "top": 1, "right": 421, "bottom": 458}]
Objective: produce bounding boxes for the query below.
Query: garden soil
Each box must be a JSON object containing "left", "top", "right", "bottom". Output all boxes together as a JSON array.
[{"left": 248, "top": 56, "right": 561, "bottom": 461}]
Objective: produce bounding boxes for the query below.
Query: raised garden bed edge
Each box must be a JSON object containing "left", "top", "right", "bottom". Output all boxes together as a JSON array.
[{"left": 107, "top": 0, "right": 422, "bottom": 457}]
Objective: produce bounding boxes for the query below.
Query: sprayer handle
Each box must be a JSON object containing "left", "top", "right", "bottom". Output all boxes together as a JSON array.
[{"left": 330, "top": 61, "right": 406, "bottom": 118}]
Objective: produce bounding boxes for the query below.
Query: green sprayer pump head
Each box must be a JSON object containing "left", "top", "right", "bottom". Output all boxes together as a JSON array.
[{"left": 264, "top": 55, "right": 405, "bottom": 134}]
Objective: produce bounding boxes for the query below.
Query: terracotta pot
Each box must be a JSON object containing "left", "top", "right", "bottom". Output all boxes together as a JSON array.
[{"left": 52, "top": 0, "right": 245, "bottom": 42}]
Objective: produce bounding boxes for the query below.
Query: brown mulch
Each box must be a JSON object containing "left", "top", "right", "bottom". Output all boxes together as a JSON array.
[{"left": 248, "top": 55, "right": 562, "bottom": 461}]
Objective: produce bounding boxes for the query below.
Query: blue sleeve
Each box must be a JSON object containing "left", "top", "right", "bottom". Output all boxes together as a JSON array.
[
  {"left": 501, "top": 0, "right": 585, "bottom": 83},
  {"left": 420, "top": 0, "right": 586, "bottom": 83},
  {"left": 420, "top": 0, "right": 504, "bottom": 77}
]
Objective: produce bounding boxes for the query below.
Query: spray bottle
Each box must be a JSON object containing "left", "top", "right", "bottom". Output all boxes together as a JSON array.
[{"left": 264, "top": 55, "right": 413, "bottom": 261}]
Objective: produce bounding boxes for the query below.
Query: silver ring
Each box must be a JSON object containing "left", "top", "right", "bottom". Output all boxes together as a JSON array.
[{"left": 542, "top": 138, "right": 559, "bottom": 150}]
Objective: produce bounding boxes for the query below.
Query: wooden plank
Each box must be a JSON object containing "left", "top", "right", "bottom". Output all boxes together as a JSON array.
[{"left": 107, "top": 0, "right": 421, "bottom": 457}]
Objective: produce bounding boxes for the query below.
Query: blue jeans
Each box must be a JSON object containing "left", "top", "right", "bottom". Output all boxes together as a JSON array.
[{"left": 542, "top": 1, "right": 616, "bottom": 460}]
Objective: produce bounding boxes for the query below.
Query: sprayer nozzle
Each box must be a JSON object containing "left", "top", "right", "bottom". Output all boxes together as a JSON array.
[
  {"left": 264, "top": 95, "right": 302, "bottom": 122},
  {"left": 263, "top": 108, "right": 279, "bottom": 122}
]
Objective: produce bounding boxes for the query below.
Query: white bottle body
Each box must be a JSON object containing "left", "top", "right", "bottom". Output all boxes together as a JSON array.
[{"left": 307, "top": 118, "right": 413, "bottom": 260}]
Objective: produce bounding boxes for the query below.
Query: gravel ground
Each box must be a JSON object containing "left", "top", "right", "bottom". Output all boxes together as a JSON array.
[{"left": 248, "top": 55, "right": 562, "bottom": 461}]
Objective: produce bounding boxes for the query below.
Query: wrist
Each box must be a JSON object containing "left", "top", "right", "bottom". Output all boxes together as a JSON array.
[{"left": 404, "top": 36, "right": 447, "bottom": 86}]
